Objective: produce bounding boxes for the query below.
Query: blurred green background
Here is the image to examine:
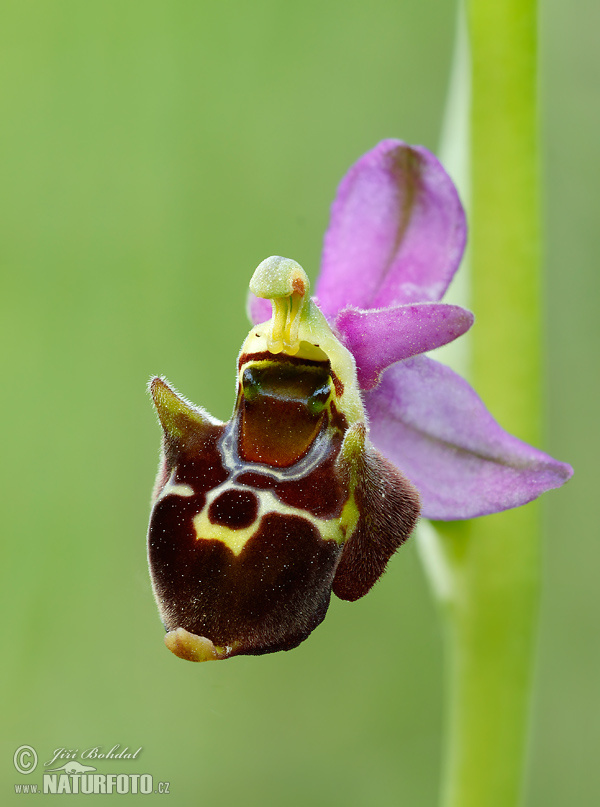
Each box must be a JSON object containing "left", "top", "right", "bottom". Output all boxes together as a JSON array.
[{"left": 1, "top": 1, "right": 597, "bottom": 804}]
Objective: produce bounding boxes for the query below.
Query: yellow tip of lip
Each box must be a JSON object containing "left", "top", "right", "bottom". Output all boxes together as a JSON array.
[{"left": 164, "top": 628, "right": 232, "bottom": 662}]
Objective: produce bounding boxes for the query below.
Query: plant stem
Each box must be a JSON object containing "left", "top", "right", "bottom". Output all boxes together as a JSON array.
[
  {"left": 436, "top": 509, "right": 540, "bottom": 807},
  {"left": 469, "top": 0, "right": 541, "bottom": 432},
  {"left": 434, "top": 2, "right": 542, "bottom": 806}
]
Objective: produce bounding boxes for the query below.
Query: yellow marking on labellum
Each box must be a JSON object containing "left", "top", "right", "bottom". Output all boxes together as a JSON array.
[
  {"left": 193, "top": 507, "right": 260, "bottom": 556},
  {"left": 155, "top": 471, "right": 195, "bottom": 504},
  {"left": 192, "top": 483, "right": 348, "bottom": 557}
]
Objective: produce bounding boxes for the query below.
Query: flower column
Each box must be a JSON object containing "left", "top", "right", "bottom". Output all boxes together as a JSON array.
[{"left": 437, "top": 2, "right": 542, "bottom": 806}]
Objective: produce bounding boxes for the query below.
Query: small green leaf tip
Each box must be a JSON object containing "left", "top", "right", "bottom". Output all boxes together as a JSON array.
[{"left": 149, "top": 376, "right": 201, "bottom": 441}]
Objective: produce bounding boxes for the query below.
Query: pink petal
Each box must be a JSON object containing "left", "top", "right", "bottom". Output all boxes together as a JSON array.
[
  {"left": 247, "top": 292, "right": 273, "bottom": 325},
  {"left": 316, "top": 140, "right": 467, "bottom": 318},
  {"left": 364, "top": 357, "right": 573, "bottom": 520},
  {"left": 336, "top": 303, "right": 474, "bottom": 390}
]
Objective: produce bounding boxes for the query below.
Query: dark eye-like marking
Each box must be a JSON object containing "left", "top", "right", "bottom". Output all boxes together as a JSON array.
[
  {"left": 241, "top": 361, "right": 331, "bottom": 407},
  {"left": 307, "top": 381, "right": 332, "bottom": 415},
  {"left": 238, "top": 359, "right": 334, "bottom": 467},
  {"left": 208, "top": 488, "right": 259, "bottom": 530},
  {"left": 242, "top": 367, "right": 261, "bottom": 402}
]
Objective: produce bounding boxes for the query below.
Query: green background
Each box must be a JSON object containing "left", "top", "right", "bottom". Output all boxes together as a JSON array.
[{"left": 1, "top": 1, "right": 596, "bottom": 804}]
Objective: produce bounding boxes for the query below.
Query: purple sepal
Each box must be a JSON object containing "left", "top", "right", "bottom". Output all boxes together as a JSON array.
[
  {"left": 316, "top": 140, "right": 467, "bottom": 318},
  {"left": 336, "top": 303, "right": 474, "bottom": 390},
  {"left": 364, "top": 356, "right": 573, "bottom": 520}
]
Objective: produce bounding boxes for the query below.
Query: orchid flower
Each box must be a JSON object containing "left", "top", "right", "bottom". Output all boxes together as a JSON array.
[
  {"left": 147, "top": 140, "right": 572, "bottom": 662},
  {"left": 249, "top": 140, "right": 572, "bottom": 520}
]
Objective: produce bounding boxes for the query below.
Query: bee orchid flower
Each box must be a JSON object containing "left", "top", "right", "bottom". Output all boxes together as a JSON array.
[
  {"left": 147, "top": 140, "right": 572, "bottom": 662},
  {"left": 250, "top": 140, "right": 572, "bottom": 520}
]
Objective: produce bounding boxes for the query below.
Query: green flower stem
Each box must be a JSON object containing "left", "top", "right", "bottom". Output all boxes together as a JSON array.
[
  {"left": 469, "top": 0, "right": 541, "bottom": 431},
  {"left": 435, "top": 2, "right": 541, "bottom": 806},
  {"left": 435, "top": 509, "right": 540, "bottom": 807}
]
